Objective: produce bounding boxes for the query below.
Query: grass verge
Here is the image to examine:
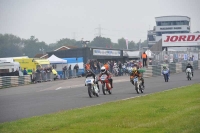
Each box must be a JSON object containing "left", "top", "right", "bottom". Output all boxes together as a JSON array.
[{"left": 0, "top": 84, "right": 200, "bottom": 133}]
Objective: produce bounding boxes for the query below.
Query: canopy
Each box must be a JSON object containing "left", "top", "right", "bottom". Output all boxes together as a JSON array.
[{"left": 48, "top": 54, "right": 67, "bottom": 64}]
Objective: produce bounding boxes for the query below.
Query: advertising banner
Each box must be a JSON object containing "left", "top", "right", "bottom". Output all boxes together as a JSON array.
[
  {"left": 162, "top": 33, "right": 200, "bottom": 47},
  {"left": 93, "top": 49, "right": 121, "bottom": 56}
]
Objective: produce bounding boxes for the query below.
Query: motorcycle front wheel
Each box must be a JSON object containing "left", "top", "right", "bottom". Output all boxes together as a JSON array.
[
  {"left": 102, "top": 83, "right": 106, "bottom": 95},
  {"left": 135, "top": 82, "right": 139, "bottom": 94},
  {"left": 139, "top": 85, "right": 144, "bottom": 93},
  {"left": 88, "top": 85, "right": 93, "bottom": 98}
]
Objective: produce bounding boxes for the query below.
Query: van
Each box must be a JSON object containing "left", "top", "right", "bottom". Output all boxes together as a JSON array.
[
  {"left": 14, "top": 58, "right": 50, "bottom": 74},
  {"left": 0, "top": 62, "right": 20, "bottom": 73}
]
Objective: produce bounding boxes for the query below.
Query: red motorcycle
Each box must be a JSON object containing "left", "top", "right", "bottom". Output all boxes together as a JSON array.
[{"left": 99, "top": 74, "right": 112, "bottom": 95}]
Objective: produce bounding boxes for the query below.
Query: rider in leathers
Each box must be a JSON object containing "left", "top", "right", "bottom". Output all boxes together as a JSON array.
[
  {"left": 185, "top": 63, "right": 193, "bottom": 76},
  {"left": 85, "top": 69, "right": 99, "bottom": 91},
  {"left": 99, "top": 66, "right": 113, "bottom": 88},
  {"left": 130, "top": 67, "right": 144, "bottom": 87}
]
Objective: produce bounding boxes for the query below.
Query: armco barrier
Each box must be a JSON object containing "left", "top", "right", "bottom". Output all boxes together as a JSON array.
[{"left": 0, "top": 75, "right": 31, "bottom": 89}]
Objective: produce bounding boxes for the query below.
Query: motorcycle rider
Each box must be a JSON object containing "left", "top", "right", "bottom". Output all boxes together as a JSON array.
[
  {"left": 85, "top": 69, "right": 100, "bottom": 92},
  {"left": 162, "top": 65, "right": 170, "bottom": 79},
  {"left": 99, "top": 66, "right": 113, "bottom": 88},
  {"left": 130, "top": 67, "right": 144, "bottom": 87},
  {"left": 113, "top": 63, "right": 119, "bottom": 76},
  {"left": 185, "top": 63, "right": 193, "bottom": 76}
]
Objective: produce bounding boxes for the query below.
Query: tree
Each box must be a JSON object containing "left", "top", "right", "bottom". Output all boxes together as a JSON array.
[
  {"left": 0, "top": 34, "right": 23, "bottom": 57},
  {"left": 89, "top": 36, "right": 112, "bottom": 48},
  {"left": 23, "top": 36, "right": 48, "bottom": 57}
]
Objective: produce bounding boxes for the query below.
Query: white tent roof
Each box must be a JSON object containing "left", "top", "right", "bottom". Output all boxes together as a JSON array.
[{"left": 48, "top": 54, "right": 67, "bottom": 64}]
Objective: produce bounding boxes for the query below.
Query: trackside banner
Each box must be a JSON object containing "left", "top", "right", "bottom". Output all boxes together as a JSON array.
[{"left": 162, "top": 33, "right": 200, "bottom": 47}]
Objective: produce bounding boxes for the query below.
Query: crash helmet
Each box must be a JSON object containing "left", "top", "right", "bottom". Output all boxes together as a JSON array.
[
  {"left": 163, "top": 65, "right": 166, "bottom": 69},
  {"left": 101, "top": 66, "right": 106, "bottom": 73},
  {"left": 132, "top": 67, "right": 137, "bottom": 73}
]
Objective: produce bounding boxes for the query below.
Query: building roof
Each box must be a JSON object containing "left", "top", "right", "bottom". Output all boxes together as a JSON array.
[
  {"left": 155, "top": 16, "right": 190, "bottom": 19},
  {"left": 35, "top": 45, "right": 77, "bottom": 59},
  {"left": 149, "top": 39, "right": 163, "bottom": 52}
]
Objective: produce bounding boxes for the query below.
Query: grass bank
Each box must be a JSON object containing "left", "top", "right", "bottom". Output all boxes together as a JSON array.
[{"left": 0, "top": 84, "right": 200, "bottom": 133}]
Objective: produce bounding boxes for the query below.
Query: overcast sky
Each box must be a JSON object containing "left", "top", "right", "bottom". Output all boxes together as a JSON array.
[{"left": 0, "top": 0, "right": 200, "bottom": 44}]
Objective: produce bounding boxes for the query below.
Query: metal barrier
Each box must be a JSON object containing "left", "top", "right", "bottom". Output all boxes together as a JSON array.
[
  {"left": 61, "top": 70, "right": 82, "bottom": 79},
  {"left": 143, "top": 60, "right": 200, "bottom": 78},
  {"left": 149, "top": 50, "right": 200, "bottom": 66}
]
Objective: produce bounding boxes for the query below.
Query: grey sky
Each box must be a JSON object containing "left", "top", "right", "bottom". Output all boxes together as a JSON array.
[{"left": 0, "top": 0, "right": 200, "bottom": 44}]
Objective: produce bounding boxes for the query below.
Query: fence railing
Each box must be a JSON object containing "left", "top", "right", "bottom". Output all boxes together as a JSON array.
[
  {"left": 143, "top": 60, "right": 200, "bottom": 78},
  {"left": 148, "top": 50, "right": 200, "bottom": 66}
]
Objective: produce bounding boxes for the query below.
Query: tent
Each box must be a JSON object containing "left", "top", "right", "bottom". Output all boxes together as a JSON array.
[{"left": 48, "top": 54, "right": 67, "bottom": 64}]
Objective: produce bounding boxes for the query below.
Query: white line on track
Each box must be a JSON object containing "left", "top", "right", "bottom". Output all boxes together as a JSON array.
[
  {"left": 55, "top": 87, "right": 62, "bottom": 90},
  {"left": 37, "top": 78, "right": 130, "bottom": 92}
]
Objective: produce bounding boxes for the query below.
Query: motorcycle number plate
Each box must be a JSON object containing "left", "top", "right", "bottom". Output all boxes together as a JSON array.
[
  {"left": 100, "top": 75, "right": 107, "bottom": 80},
  {"left": 134, "top": 78, "right": 138, "bottom": 82},
  {"left": 163, "top": 70, "right": 168, "bottom": 74}
]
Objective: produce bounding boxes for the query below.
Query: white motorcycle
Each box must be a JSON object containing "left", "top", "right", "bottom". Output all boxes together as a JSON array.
[
  {"left": 85, "top": 77, "right": 99, "bottom": 98},
  {"left": 186, "top": 68, "right": 192, "bottom": 80}
]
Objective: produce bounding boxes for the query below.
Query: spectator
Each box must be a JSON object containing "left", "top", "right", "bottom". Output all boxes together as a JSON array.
[
  {"left": 97, "top": 61, "right": 100, "bottom": 74},
  {"left": 68, "top": 65, "right": 72, "bottom": 78},
  {"left": 141, "top": 52, "right": 148, "bottom": 67},
  {"left": 74, "top": 64, "right": 79, "bottom": 76},
  {"left": 62, "top": 66, "right": 67, "bottom": 79},
  {"left": 23, "top": 68, "right": 28, "bottom": 75},
  {"left": 14, "top": 68, "right": 19, "bottom": 76},
  {"left": 32, "top": 68, "right": 36, "bottom": 83}
]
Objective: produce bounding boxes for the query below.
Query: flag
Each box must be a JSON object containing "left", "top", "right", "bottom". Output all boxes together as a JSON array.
[{"left": 126, "top": 39, "right": 129, "bottom": 49}]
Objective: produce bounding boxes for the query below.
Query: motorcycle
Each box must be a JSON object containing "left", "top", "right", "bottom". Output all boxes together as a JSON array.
[
  {"left": 113, "top": 67, "right": 119, "bottom": 76},
  {"left": 186, "top": 68, "right": 192, "bottom": 80},
  {"left": 85, "top": 77, "right": 99, "bottom": 98},
  {"left": 162, "top": 69, "right": 169, "bottom": 82},
  {"left": 99, "top": 74, "right": 112, "bottom": 95},
  {"left": 133, "top": 76, "right": 144, "bottom": 94}
]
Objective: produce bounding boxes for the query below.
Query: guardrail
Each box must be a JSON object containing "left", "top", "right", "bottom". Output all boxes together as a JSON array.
[
  {"left": 143, "top": 60, "right": 200, "bottom": 78},
  {"left": 0, "top": 75, "right": 31, "bottom": 89}
]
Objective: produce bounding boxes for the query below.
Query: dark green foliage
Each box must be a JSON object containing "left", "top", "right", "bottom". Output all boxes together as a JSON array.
[{"left": 0, "top": 34, "right": 147, "bottom": 58}]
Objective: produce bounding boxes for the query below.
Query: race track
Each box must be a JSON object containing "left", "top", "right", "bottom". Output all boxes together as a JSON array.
[{"left": 0, "top": 70, "right": 199, "bottom": 123}]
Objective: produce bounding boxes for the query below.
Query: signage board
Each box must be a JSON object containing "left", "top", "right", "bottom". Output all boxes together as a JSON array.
[
  {"left": 93, "top": 49, "right": 120, "bottom": 56},
  {"left": 162, "top": 33, "right": 200, "bottom": 47}
]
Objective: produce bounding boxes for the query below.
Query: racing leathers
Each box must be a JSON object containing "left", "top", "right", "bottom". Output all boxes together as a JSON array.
[
  {"left": 85, "top": 69, "right": 98, "bottom": 85},
  {"left": 185, "top": 64, "right": 193, "bottom": 76},
  {"left": 130, "top": 70, "right": 144, "bottom": 87},
  {"left": 99, "top": 70, "right": 113, "bottom": 88}
]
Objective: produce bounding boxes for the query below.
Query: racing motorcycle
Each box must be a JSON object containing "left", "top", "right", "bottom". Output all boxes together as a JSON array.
[
  {"left": 85, "top": 77, "right": 99, "bottom": 98},
  {"left": 113, "top": 67, "right": 119, "bottom": 76},
  {"left": 186, "top": 68, "right": 192, "bottom": 80},
  {"left": 162, "top": 69, "right": 169, "bottom": 82},
  {"left": 99, "top": 74, "right": 112, "bottom": 95},
  {"left": 133, "top": 76, "right": 144, "bottom": 94}
]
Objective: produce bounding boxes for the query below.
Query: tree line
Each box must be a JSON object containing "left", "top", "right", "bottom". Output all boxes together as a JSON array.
[{"left": 0, "top": 34, "right": 147, "bottom": 58}]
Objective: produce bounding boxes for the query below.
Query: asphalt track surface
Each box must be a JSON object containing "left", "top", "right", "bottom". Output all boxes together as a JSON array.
[{"left": 0, "top": 70, "right": 200, "bottom": 123}]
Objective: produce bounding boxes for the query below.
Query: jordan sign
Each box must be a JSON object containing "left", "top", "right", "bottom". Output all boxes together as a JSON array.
[{"left": 162, "top": 33, "right": 200, "bottom": 47}]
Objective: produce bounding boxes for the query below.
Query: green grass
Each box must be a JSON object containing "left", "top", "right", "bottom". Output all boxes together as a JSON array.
[{"left": 0, "top": 84, "right": 200, "bottom": 133}]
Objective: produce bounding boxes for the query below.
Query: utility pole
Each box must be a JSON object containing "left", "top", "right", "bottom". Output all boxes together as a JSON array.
[
  {"left": 98, "top": 24, "right": 101, "bottom": 37},
  {"left": 95, "top": 24, "right": 102, "bottom": 37},
  {"left": 73, "top": 32, "right": 76, "bottom": 40}
]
